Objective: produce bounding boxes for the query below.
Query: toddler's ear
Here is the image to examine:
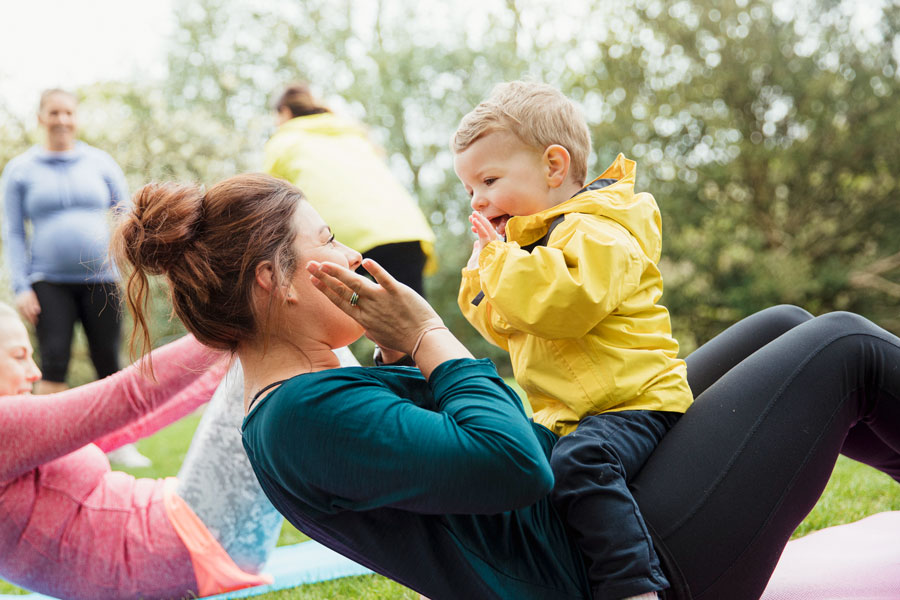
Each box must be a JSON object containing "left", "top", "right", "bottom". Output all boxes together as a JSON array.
[{"left": 543, "top": 145, "right": 571, "bottom": 188}]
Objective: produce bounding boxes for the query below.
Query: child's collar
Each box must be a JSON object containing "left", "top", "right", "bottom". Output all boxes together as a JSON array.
[{"left": 572, "top": 177, "right": 618, "bottom": 198}]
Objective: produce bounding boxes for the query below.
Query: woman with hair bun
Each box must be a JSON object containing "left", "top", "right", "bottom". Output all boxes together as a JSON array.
[
  {"left": 113, "top": 173, "right": 900, "bottom": 600},
  {"left": 265, "top": 83, "right": 437, "bottom": 300}
]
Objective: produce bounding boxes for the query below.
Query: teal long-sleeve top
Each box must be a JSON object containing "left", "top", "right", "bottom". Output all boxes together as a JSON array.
[{"left": 241, "top": 358, "right": 590, "bottom": 599}]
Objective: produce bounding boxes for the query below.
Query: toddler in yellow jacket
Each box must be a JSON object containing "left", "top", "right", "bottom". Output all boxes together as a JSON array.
[{"left": 453, "top": 81, "right": 693, "bottom": 600}]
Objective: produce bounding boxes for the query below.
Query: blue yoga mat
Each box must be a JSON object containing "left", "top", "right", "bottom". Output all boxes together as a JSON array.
[{"left": 0, "top": 540, "right": 373, "bottom": 600}]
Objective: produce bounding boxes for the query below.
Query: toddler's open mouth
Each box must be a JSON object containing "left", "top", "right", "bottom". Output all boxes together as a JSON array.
[{"left": 489, "top": 214, "right": 510, "bottom": 239}]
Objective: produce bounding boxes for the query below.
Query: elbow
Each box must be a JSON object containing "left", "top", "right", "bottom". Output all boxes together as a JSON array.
[
  {"left": 526, "top": 460, "right": 555, "bottom": 501},
  {"left": 512, "top": 460, "right": 554, "bottom": 506},
  {"left": 479, "top": 452, "right": 555, "bottom": 511},
  {"left": 503, "top": 463, "right": 554, "bottom": 510}
]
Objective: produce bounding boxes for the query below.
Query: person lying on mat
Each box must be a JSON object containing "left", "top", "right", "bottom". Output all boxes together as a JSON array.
[
  {"left": 113, "top": 173, "right": 900, "bottom": 600},
  {"left": 0, "top": 301, "right": 297, "bottom": 600}
]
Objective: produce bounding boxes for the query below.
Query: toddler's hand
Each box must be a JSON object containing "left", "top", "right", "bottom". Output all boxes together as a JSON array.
[
  {"left": 467, "top": 212, "right": 503, "bottom": 269},
  {"left": 466, "top": 240, "right": 481, "bottom": 270},
  {"left": 470, "top": 211, "right": 503, "bottom": 245}
]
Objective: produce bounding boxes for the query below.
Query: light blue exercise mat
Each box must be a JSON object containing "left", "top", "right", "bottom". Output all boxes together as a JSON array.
[{"left": 0, "top": 540, "right": 373, "bottom": 600}]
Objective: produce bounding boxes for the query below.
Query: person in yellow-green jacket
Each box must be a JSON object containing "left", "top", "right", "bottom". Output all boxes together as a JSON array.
[
  {"left": 264, "top": 83, "right": 436, "bottom": 297},
  {"left": 453, "top": 81, "right": 693, "bottom": 600}
]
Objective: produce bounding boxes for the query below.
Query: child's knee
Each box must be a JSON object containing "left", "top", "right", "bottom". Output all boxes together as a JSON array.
[{"left": 550, "top": 436, "right": 621, "bottom": 484}]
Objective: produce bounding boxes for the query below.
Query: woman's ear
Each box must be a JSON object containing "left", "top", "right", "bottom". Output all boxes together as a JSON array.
[
  {"left": 255, "top": 261, "right": 299, "bottom": 304},
  {"left": 254, "top": 261, "right": 276, "bottom": 292},
  {"left": 543, "top": 145, "right": 571, "bottom": 189}
]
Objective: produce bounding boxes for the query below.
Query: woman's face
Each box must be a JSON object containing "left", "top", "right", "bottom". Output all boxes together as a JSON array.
[
  {"left": 288, "top": 201, "right": 365, "bottom": 346},
  {"left": 0, "top": 315, "right": 41, "bottom": 396},
  {"left": 38, "top": 92, "right": 78, "bottom": 151},
  {"left": 275, "top": 106, "right": 293, "bottom": 127}
]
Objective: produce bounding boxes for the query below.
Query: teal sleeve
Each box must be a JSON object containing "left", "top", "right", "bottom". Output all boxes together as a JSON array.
[{"left": 253, "top": 359, "right": 554, "bottom": 515}]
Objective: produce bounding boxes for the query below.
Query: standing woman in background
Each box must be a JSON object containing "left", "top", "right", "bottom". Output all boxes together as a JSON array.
[
  {"left": 0, "top": 89, "right": 147, "bottom": 466},
  {"left": 265, "top": 83, "right": 437, "bottom": 299}
]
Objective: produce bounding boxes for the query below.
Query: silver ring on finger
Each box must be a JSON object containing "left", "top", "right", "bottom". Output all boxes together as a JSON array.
[{"left": 349, "top": 291, "right": 360, "bottom": 307}]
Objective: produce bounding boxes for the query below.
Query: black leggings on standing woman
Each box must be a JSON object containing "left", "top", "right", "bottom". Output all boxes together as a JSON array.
[
  {"left": 32, "top": 281, "right": 121, "bottom": 383},
  {"left": 631, "top": 305, "right": 900, "bottom": 599}
]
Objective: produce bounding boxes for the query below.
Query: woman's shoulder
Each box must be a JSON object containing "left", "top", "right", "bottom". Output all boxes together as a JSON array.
[
  {"left": 2, "top": 146, "right": 42, "bottom": 178},
  {"left": 249, "top": 359, "right": 498, "bottom": 422},
  {"left": 279, "top": 365, "right": 429, "bottom": 399},
  {"left": 243, "top": 366, "right": 427, "bottom": 442},
  {"left": 77, "top": 143, "right": 120, "bottom": 167},
  {"left": 254, "top": 366, "right": 421, "bottom": 406}
]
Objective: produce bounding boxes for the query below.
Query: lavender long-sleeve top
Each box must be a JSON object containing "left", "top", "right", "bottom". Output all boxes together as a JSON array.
[{"left": 1, "top": 142, "right": 128, "bottom": 294}]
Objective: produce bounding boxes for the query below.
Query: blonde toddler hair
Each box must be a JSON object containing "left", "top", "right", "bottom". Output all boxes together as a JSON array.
[{"left": 451, "top": 81, "right": 591, "bottom": 186}]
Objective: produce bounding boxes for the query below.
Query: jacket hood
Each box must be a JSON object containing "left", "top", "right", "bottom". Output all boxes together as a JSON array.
[
  {"left": 506, "top": 153, "right": 662, "bottom": 262},
  {"left": 275, "top": 112, "right": 368, "bottom": 140}
]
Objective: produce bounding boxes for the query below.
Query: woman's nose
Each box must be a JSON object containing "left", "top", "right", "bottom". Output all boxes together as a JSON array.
[
  {"left": 345, "top": 245, "right": 362, "bottom": 271},
  {"left": 27, "top": 360, "right": 41, "bottom": 382}
]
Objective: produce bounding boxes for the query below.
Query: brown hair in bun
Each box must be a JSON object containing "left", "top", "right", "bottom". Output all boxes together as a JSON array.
[{"left": 112, "top": 174, "right": 304, "bottom": 357}]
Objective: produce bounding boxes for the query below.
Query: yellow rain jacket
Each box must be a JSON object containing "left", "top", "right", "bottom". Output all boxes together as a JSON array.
[
  {"left": 458, "top": 154, "right": 693, "bottom": 436},
  {"left": 264, "top": 113, "right": 437, "bottom": 274}
]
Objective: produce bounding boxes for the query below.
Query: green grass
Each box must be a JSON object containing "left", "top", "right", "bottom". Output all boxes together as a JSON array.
[{"left": 2, "top": 403, "right": 898, "bottom": 598}]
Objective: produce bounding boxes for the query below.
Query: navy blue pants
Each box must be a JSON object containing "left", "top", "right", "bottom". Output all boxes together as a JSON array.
[{"left": 551, "top": 410, "right": 681, "bottom": 599}]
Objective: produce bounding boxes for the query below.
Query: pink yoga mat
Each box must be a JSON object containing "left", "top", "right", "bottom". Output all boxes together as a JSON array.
[{"left": 762, "top": 511, "right": 900, "bottom": 600}]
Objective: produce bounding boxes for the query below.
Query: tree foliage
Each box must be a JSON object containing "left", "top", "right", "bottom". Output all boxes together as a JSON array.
[{"left": 2, "top": 0, "right": 899, "bottom": 367}]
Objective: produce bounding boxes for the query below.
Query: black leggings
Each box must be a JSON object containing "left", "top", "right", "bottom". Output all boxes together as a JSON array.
[
  {"left": 32, "top": 281, "right": 122, "bottom": 383},
  {"left": 631, "top": 306, "right": 900, "bottom": 599}
]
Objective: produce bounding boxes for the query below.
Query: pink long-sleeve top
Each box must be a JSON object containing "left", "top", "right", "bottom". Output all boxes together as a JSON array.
[{"left": 0, "top": 335, "right": 226, "bottom": 600}]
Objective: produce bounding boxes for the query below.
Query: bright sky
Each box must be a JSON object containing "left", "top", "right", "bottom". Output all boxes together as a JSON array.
[{"left": 0, "top": 0, "right": 174, "bottom": 119}]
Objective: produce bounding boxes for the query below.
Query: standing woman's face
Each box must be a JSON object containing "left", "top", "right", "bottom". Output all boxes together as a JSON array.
[{"left": 38, "top": 93, "right": 78, "bottom": 151}]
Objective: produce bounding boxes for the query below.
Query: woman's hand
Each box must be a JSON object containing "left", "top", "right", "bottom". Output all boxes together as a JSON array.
[
  {"left": 15, "top": 290, "right": 41, "bottom": 326},
  {"left": 306, "top": 258, "right": 442, "bottom": 356},
  {"left": 307, "top": 258, "right": 473, "bottom": 379}
]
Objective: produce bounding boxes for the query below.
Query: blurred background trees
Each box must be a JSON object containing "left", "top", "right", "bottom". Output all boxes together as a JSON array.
[{"left": 1, "top": 0, "right": 898, "bottom": 374}]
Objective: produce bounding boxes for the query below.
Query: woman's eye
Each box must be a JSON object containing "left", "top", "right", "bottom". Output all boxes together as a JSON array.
[{"left": 327, "top": 235, "right": 336, "bottom": 246}]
